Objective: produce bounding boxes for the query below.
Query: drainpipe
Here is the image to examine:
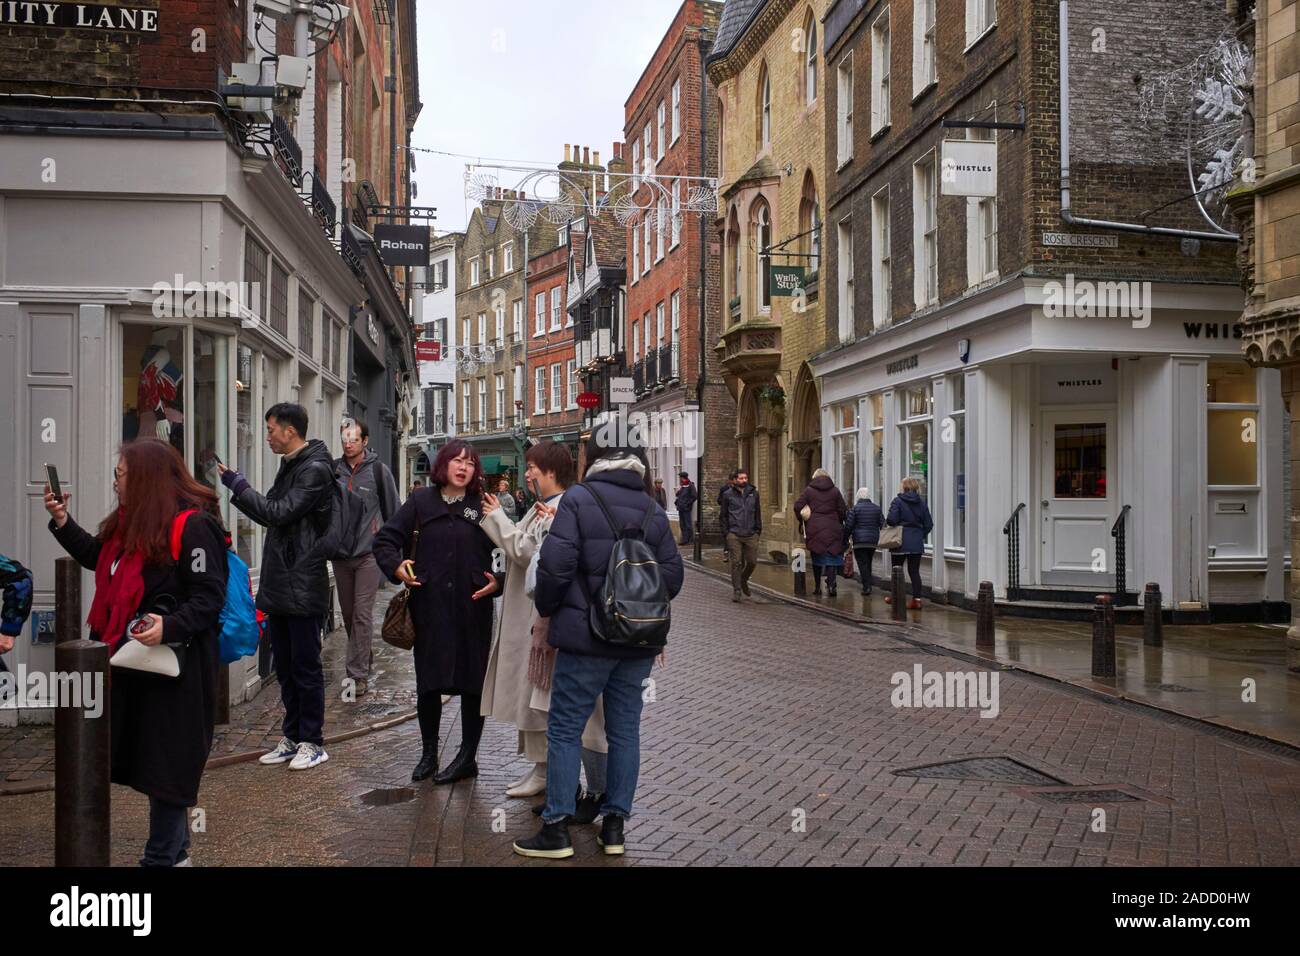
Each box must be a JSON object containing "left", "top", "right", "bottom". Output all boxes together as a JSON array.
[{"left": 1058, "top": 0, "right": 1238, "bottom": 243}]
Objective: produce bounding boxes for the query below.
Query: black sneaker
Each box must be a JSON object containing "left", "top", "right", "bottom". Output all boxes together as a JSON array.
[
  {"left": 597, "top": 815, "right": 625, "bottom": 855},
  {"left": 513, "top": 820, "right": 574, "bottom": 859},
  {"left": 573, "top": 790, "right": 605, "bottom": 825},
  {"left": 740, "top": 581, "right": 751, "bottom": 597}
]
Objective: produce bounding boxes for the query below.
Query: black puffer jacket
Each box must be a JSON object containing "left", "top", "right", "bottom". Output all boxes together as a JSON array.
[{"left": 228, "top": 439, "right": 335, "bottom": 617}]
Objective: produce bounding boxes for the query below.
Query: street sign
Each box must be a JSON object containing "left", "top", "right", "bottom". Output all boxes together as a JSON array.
[
  {"left": 374, "top": 223, "right": 430, "bottom": 267},
  {"left": 577, "top": 392, "right": 601, "bottom": 409},
  {"left": 941, "top": 139, "right": 997, "bottom": 197},
  {"left": 610, "top": 376, "right": 635, "bottom": 404},
  {"left": 415, "top": 340, "right": 441, "bottom": 362},
  {"left": 769, "top": 265, "right": 806, "bottom": 297}
]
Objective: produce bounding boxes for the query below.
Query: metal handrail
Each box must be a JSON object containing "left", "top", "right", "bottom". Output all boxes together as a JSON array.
[
  {"left": 1111, "top": 505, "right": 1132, "bottom": 598},
  {"left": 1110, "top": 504, "right": 1131, "bottom": 538},
  {"left": 1003, "top": 502, "right": 1026, "bottom": 597},
  {"left": 1002, "top": 502, "right": 1026, "bottom": 535}
]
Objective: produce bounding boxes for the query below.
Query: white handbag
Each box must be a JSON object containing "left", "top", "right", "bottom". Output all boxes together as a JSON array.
[{"left": 111, "top": 638, "right": 183, "bottom": 677}]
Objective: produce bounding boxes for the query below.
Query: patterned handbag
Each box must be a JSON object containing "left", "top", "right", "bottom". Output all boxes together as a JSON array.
[{"left": 381, "top": 527, "right": 420, "bottom": 651}]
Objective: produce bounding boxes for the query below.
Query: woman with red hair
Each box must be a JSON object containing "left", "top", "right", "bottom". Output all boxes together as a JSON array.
[
  {"left": 374, "top": 439, "right": 501, "bottom": 784},
  {"left": 45, "top": 438, "right": 229, "bottom": 867}
]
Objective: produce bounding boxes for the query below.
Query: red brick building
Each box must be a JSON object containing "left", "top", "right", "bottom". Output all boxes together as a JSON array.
[
  {"left": 624, "top": 0, "right": 732, "bottom": 537},
  {"left": 527, "top": 225, "right": 580, "bottom": 458}
]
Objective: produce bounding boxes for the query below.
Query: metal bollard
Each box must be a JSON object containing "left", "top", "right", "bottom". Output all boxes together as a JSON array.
[
  {"left": 54, "top": 556, "right": 111, "bottom": 866},
  {"left": 1143, "top": 582, "right": 1163, "bottom": 648},
  {"left": 792, "top": 549, "right": 807, "bottom": 597},
  {"left": 1092, "top": 594, "right": 1116, "bottom": 679},
  {"left": 976, "top": 581, "right": 995, "bottom": 649},
  {"left": 891, "top": 565, "right": 907, "bottom": 622}
]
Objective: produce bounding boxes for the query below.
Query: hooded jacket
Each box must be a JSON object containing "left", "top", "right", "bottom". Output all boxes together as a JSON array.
[
  {"left": 535, "top": 456, "right": 684, "bottom": 660},
  {"left": 843, "top": 496, "right": 885, "bottom": 547},
  {"left": 226, "top": 439, "right": 335, "bottom": 616},
  {"left": 720, "top": 482, "right": 762, "bottom": 537},
  {"left": 794, "top": 475, "right": 848, "bottom": 556},
  {"left": 334, "top": 447, "right": 399, "bottom": 558},
  {"left": 886, "top": 491, "right": 935, "bottom": 556}
]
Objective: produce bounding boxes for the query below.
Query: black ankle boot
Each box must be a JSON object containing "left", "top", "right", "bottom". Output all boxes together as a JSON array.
[
  {"left": 597, "top": 815, "right": 625, "bottom": 855},
  {"left": 432, "top": 748, "right": 478, "bottom": 785},
  {"left": 513, "top": 819, "right": 573, "bottom": 859},
  {"left": 411, "top": 743, "right": 439, "bottom": 782}
]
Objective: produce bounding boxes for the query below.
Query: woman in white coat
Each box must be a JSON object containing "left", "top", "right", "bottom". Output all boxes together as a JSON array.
[{"left": 480, "top": 441, "right": 608, "bottom": 814}]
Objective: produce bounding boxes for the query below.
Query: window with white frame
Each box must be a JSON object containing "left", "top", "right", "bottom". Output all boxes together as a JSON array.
[
  {"left": 898, "top": 383, "right": 933, "bottom": 504},
  {"left": 632, "top": 139, "right": 641, "bottom": 190},
  {"left": 643, "top": 214, "right": 652, "bottom": 274},
  {"left": 477, "top": 312, "right": 487, "bottom": 345},
  {"left": 805, "top": 13, "right": 818, "bottom": 105},
  {"left": 494, "top": 306, "right": 504, "bottom": 345},
  {"left": 487, "top": 250, "right": 495, "bottom": 279},
  {"left": 632, "top": 318, "right": 640, "bottom": 362},
  {"left": 759, "top": 67, "right": 771, "bottom": 148},
  {"left": 965, "top": 120, "right": 998, "bottom": 285},
  {"left": 656, "top": 302, "right": 665, "bottom": 353},
  {"left": 837, "top": 53, "right": 854, "bottom": 165},
  {"left": 657, "top": 100, "right": 666, "bottom": 160},
  {"left": 868, "top": 393, "right": 885, "bottom": 502},
  {"left": 462, "top": 381, "right": 471, "bottom": 429},
  {"left": 670, "top": 291, "right": 681, "bottom": 376},
  {"left": 967, "top": 0, "right": 997, "bottom": 47},
  {"left": 872, "top": 187, "right": 891, "bottom": 329},
  {"left": 534, "top": 366, "right": 546, "bottom": 413},
  {"left": 550, "top": 363, "right": 562, "bottom": 411},
  {"left": 469, "top": 257, "right": 480, "bottom": 286},
  {"left": 495, "top": 374, "right": 505, "bottom": 424},
  {"left": 513, "top": 363, "right": 523, "bottom": 415},
  {"left": 632, "top": 222, "right": 641, "bottom": 278},
  {"left": 512, "top": 298, "right": 523, "bottom": 339},
  {"left": 756, "top": 202, "right": 772, "bottom": 311},
  {"left": 503, "top": 242, "right": 513, "bottom": 273},
  {"left": 837, "top": 218, "right": 854, "bottom": 342},
  {"left": 671, "top": 78, "right": 681, "bottom": 142},
  {"left": 566, "top": 359, "right": 577, "bottom": 408},
  {"left": 871, "top": 12, "right": 890, "bottom": 134},
  {"left": 832, "top": 403, "right": 858, "bottom": 500},
  {"left": 550, "top": 287, "right": 562, "bottom": 330},
  {"left": 656, "top": 198, "right": 666, "bottom": 261},
  {"left": 947, "top": 375, "right": 967, "bottom": 550},
  {"left": 670, "top": 181, "right": 681, "bottom": 248},
  {"left": 534, "top": 292, "right": 545, "bottom": 335},
  {"left": 913, "top": 153, "right": 938, "bottom": 307},
  {"left": 478, "top": 377, "right": 487, "bottom": 426},
  {"left": 644, "top": 121, "right": 653, "bottom": 175},
  {"left": 461, "top": 316, "right": 471, "bottom": 350},
  {"left": 913, "top": 0, "right": 936, "bottom": 96},
  {"left": 1207, "top": 363, "right": 1262, "bottom": 556}
]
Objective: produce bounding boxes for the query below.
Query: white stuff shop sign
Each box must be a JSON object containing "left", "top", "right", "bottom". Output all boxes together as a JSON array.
[{"left": 0, "top": 3, "right": 158, "bottom": 32}]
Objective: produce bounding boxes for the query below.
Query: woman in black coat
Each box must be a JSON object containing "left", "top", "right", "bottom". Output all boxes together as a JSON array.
[
  {"left": 885, "top": 476, "right": 935, "bottom": 609},
  {"left": 374, "top": 439, "right": 500, "bottom": 785},
  {"left": 45, "top": 438, "right": 228, "bottom": 867},
  {"left": 842, "top": 487, "right": 885, "bottom": 595}
]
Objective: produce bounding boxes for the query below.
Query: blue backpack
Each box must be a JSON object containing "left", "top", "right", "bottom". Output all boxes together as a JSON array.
[{"left": 172, "top": 511, "right": 263, "bottom": 664}]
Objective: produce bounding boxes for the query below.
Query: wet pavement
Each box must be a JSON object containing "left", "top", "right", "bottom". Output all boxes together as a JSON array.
[
  {"left": 3, "top": 567, "right": 1300, "bottom": 866},
  {"left": 692, "top": 550, "right": 1300, "bottom": 748}
]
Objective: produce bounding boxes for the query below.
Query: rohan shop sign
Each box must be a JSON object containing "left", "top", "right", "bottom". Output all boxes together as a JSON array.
[{"left": 0, "top": 2, "right": 159, "bottom": 31}]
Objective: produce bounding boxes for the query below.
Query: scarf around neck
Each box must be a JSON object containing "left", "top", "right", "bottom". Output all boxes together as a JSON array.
[{"left": 87, "top": 524, "right": 147, "bottom": 651}]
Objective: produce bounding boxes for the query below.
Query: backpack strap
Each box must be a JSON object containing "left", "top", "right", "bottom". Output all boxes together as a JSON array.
[
  {"left": 170, "top": 509, "right": 200, "bottom": 562},
  {"left": 582, "top": 481, "right": 653, "bottom": 540}
]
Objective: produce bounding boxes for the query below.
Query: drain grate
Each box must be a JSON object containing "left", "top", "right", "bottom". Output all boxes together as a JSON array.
[
  {"left": 1029, "top": 788, "right": 1142, "bottom": 804},
  {"left": 1144, "top": 683, "right": 1199, "bottom": 693},
  {"left": 893, "top": 756, "right": 1066, "bottom": 786},
  {"left": 359, "top": 787, "right": 417, "bottom": 807},
  {"left": 355, "top": 703, "right": 400, "bottom": 717}
]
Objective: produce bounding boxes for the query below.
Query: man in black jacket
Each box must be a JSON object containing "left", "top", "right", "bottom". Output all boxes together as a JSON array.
[
  {"left": 333, "top": 420, "right": 399, "bottom": 698},
  {"left": 219, "top": 403, "right": 334, "bottom": 772},
  {"left": 674, "top": 472, "right": 697, "bottom": 545},
  {"left": 719, "top": 470, "right": 761, "bottom": 602}
]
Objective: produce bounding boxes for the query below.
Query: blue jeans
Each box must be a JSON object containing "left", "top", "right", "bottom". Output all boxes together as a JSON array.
[
  {"left": 140, "top": 797, "right": 190, "bottom": 867},
  {"left": 543, "top": 652, "right": 655, "bottom": 824}
]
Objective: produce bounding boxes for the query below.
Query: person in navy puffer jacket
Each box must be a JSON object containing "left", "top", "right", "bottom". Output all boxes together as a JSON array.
[
  {"left": 513, "top": 438, "right": 683, "bottom": 861},
  {"left": 885, "top": 477, "right": 935, "bottom": 609},
  {"left": 842, "top": 488, "right": 885, "bottom": 595}
]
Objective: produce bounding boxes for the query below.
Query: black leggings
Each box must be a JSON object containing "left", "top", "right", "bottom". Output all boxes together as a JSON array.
[
  {"left": 890, "top": 553, "right": 924, "bottom": 600},
  {"left": 853, "top": 547, "right": 876, "bottom": 589},
  {"left": 812, "top": 564, "right": 837, "bottom": 590},
  {"left": 417, "top": 690, "right": 484, "bottom": 756}
]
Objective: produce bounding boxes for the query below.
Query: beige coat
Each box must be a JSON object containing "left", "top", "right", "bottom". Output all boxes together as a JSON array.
[{"left": 479, "top": 495, "right": 606, "bottom": 752}]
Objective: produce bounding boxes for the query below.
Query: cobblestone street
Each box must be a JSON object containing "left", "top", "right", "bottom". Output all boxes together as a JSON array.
[{"left": 3, "top": 567, "right": 1299, "bottom": 867}]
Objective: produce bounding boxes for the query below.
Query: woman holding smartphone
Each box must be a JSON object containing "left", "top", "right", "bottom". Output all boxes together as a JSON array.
[
  {"left": 373, "top": 439, "right": 500, "bottom": 784},
  {"left": 45, "top": 438, "right": 228, "bottom": 867}
]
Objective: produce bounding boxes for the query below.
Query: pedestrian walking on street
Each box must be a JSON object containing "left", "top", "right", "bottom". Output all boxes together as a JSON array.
[
  {"left": 720, "top": 470, "right": 761, "bottom": 601},
  {"left": 717, "top": 471, "right": 737, "bottom": 562},
  {"left": 46, "top": 438, "right": 228, "bottom": 866},
  {"left": 496, "top": 477, "right": 518, "bottom": 522},
  {"left": 332, "top": 420, "right": 399, "bottom": 699},
  {"left": 513, "top": 437, "right": 683, "bottom": 859},
  {"left": 675, "top": 472, "right": 697, "bottom": 545},
  {"left": 843, "top": 487, "right": 885, "bottom": 595},
  {"left": 653, "top": 478, "right": 668, "bottom": 511},
  {"left": 479, "top": 441, "right": 609, "bottom": 808},
  {"left": 795, "top": 469, "right": 848, "bottom": 597},
  {"left": 374, "top": 439, "right": 501, "bottom": 784},
  {"left": 885, "top": 477, "right": 934, "bottom": 610},
  {"left": 220, "top": 404, "right": 335, "bottom": 772}
]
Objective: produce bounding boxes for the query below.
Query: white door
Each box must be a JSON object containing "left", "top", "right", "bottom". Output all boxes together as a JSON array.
[{"left": 1040, "top": 408, "right": 1115, "bottom": 588}]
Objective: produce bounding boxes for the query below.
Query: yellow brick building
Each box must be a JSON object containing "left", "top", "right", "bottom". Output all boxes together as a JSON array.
[{"left": 707, "top": 0, "right": 828, "bottom": 560}]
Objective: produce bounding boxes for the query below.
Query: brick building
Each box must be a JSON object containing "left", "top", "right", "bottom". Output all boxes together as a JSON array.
[
  {"left": 0, "top": 0, "right": 420, "bottom": 710},
  {"left": 707, "top": 0, "right": 830, "bottom": 561},
  {"left": 625, "top": 0, "right": 733, "bottom": 539},
  {"left": 409, "top": 230, "right": 463, "bottom": 486},
  {"left": 811, "top": 0, "right": 1284, "bottom": 621}
]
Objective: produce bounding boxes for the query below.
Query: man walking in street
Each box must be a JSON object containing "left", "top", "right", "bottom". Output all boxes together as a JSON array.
[
  {"left": 717, "top": 471, "right": 737, "bottom": 562},
  {"left": 334, "top": 420, "right": 399, "bottom": 699},
  {"left": 496, "top": 477, "right": 518, "bottom": 522},
  {"left": 219, "top": 403, "right": 334, "bottom": 771},
  {"left": 720, "top": 470, "right": 761, "bottom": 602},
  {"left": 675, "top": 471, "right": 697, "bottom": 545}
]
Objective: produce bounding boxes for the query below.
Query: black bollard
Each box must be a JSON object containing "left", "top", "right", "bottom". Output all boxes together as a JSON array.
[
  {"left": 976, "top": 581, "right": 995, "bottom": 649},
  {"left": 54, "top": 555, "right": 110, "bottom": 866},
  {"left": 793, "top": 550, "right": 807, "bottom": 597},
  {"left": 1092, "top": 594, "right": 1116, "bottom": 679},
  {"left": 1143, "top": 582, "right": 1163, "bottom": 648},
  {"left": 890, "top": 565, "right": 907, "bottom": 622}
]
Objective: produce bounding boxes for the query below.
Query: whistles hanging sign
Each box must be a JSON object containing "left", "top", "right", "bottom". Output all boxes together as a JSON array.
[
  {"left": 0, "top": 3, "right": 159, "bottom": 31},
  {"left": 940, "top": 139, "right": 998, "bottom": 198}
]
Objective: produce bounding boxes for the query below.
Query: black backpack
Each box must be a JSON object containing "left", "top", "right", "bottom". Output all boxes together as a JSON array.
[{"left": 578, "top": 482, "right": 671, "bottom": 649}]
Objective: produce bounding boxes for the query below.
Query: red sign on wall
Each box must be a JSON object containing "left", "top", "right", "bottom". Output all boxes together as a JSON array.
[
  {"left": 416, "top": 341, "right": 441, "bottom": 362},
  {"left": 577, "top": 392, "right": 601, "bottom": 409}
]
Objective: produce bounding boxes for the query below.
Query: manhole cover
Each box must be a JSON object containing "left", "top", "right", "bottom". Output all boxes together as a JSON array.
[
  {"left": 893, "top": 757, "right": 1066, "bottom": 786},
  {"left": 1029, "top": 788, "right": 1142, "bottom": 804},
  {"left": 359, "top": 787, "right": 417, "bottom": 807},
  {"left": 355, "top": 703, "right": 399, "bottom": 717}
]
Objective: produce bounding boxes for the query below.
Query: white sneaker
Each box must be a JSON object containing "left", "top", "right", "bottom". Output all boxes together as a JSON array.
[
  {"left": 173, "top": 856, "right": 193, "bottom": 867},
  {"left": 259, "top": 737, "right": 298, "bottom": 765},
  {"left": 289, "top": 742, "right": 329, "bottom": 771}
]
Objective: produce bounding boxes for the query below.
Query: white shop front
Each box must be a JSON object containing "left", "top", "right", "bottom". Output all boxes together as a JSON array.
[{"left": 812, "top": 278, "right": 1289, "bottom": 618}]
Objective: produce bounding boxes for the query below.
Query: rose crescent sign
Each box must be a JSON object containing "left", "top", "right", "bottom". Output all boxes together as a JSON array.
[{"left": 577, "top": 392, "right": 601, "bottom": 409}]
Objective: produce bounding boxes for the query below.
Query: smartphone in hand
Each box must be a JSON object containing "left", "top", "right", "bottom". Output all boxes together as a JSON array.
[{"left": 44, "top": 463, "right": 64, "bottom": 503}]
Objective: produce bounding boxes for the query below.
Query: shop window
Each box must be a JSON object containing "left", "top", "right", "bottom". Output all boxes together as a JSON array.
[
  {"left": 1208, "top": 361, "right": 1257, "bottom": 404},
  {"left": 832, "top": 402, "right": 858, "bottom": 498},
  {"left": 947, "top": 376, "right": 966, "bottom": 550},
  {"left": 869, "top": 393, "right": 885, "bottom": 503},
  {"left": 122, "top": 324, "right": 186, "bottom": 459},
  {"left": 1053, "top": 424, "right": 1107, "bottom": 498},
  {"left": 192, "top": 330, "right": 224, "bottom": 494},
  {"left": 898, "top": 384, "right": 932, "bottom": 503},
  {"left": 1207, "top": 412, "right": 1258, "bottom": 485},
  {"left": 269, "top": 262, "right": 289, "bottom": 338},
  {"left": 235, "top": 345, "right": 257, "bottom": 568}
]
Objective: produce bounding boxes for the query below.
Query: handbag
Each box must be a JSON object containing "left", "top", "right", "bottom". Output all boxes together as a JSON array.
[
  {"left": 111, "top": 595, "right": 184, "bottom": 678},
  {"left": 842, "top": 548, "right": 855, "bottom": 580},
  {"left": 381, "top": 527, "right": 420, "bottom": 651},
  {"left": 799, "top": 504, "right": 812, "bottom": 522},
  {"left": 878, "top": 525, "right": 904, "bottom": 550}
]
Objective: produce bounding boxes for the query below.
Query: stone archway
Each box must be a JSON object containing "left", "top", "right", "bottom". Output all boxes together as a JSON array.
[{"left": 789, "top": 364, "right": 821, "bottom": 496}]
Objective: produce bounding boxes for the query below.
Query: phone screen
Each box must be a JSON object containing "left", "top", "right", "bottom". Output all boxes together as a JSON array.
[{"left": 45, "top": 463, "right": 63, "bottom": 501}]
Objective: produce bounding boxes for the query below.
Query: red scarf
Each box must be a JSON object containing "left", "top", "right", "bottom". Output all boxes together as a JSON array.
[{"left": 87, "top": 527, "right": 147, "bottom": 651}]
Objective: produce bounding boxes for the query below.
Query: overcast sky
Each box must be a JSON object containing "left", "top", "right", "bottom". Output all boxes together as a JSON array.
[{"left": 410, "top": 0, "right": 686, "bottom": 236}]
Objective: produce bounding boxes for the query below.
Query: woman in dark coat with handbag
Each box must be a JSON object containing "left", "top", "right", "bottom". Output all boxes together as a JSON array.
[
  {"left": 843, "top": 488, "right": 885, "bottom": 595},
  {"left": 885, "top": 477, "right": 935, "bottom": 609},
  {"left": 793, "top": 469, "right": 848, "bottom": 596},
  {"left": 374, "top": 439, "right": 501, "bottom": 785},
  {"left": 45, "top": 438, "right": 228, "bottom": 867}
]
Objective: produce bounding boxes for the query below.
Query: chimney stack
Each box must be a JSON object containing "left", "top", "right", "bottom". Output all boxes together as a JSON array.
[
  {"left": 594, "top": 150, "right": 601, "bottom": 167},
  {"left": 564, "top": 144, "right": 571, "bottom": 163},
  {"left": 583, "top": 146, "right": 590, "bottom": 165}
]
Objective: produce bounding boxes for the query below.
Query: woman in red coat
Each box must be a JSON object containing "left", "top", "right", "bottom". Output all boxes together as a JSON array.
[{"left": 794, "top": 469, "right": 849, "bottom": 596}]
